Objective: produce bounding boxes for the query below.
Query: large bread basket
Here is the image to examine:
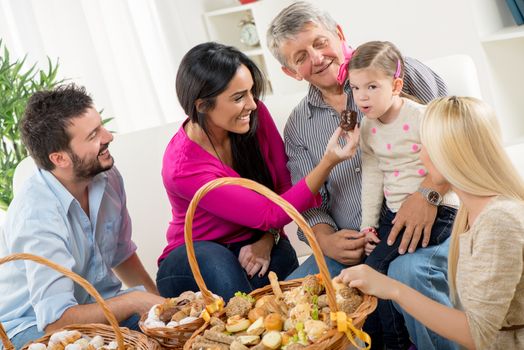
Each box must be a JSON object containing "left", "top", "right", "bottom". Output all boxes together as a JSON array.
[{"left": 182, "top": 177, "right": 377, "bottom": 350}]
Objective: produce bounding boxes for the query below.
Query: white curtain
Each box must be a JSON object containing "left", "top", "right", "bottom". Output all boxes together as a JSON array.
[{"left": 0, "top": 0, "right": 202, "bottom": 133}]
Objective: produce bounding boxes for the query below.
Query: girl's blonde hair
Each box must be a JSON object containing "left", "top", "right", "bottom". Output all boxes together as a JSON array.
[
  {"left": 348, "top": 41, "right": 421, "bottom": 102},
  {"left": 349, "top": 41, "right": 405, "bottom": 79},
  {"left": 420, "top": 96, "right": 524, "bottom": 300}
]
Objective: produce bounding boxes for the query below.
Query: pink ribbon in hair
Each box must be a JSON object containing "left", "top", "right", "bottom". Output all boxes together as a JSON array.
[
  {"left": 336, "top": 41, "right": 355, "bottom": 85},
  {"left": 394, "top": 59, "right": 402, "bottom": 78}
]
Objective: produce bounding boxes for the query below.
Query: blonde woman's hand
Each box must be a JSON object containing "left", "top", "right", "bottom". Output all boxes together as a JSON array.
[
  {"left": 323, "top": 125, "right": 360, "bottom": 165},
  {"left": 335, "top": 264, "right": 399, "bottom": 300}
]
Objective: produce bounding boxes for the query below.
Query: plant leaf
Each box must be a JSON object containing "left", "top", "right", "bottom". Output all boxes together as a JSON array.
[{"left": 0, "top": 41, "right": 61, "bottom": 208}]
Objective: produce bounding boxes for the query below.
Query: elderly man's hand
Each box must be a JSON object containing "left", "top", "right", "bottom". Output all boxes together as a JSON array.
[
  {"left": 315, "top": 225, "right": 365, "bottom": 266},
  {"left": 389, "top": 191, "right": 437, "bottom": 254}
]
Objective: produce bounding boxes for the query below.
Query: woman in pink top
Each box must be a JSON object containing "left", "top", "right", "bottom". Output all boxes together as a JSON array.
[{"left": 156, "top": 42, "right": 360, "bottom": 300}]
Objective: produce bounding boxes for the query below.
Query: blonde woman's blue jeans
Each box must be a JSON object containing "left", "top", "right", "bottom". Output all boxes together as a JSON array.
[{"left": 388, "top": 235, "right": 459, "bottom": 350}]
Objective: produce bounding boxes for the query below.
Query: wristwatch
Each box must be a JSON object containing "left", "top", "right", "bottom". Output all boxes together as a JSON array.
[
  {"left": 418, "top": 187, "right": 443, "bottom": 206},
  {"left": 267, "top": 228, "right": 281, "bottom": 245}
]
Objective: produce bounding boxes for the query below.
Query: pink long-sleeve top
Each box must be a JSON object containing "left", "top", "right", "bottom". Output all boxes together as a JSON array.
[{"left": 158, "top": 101, "right": 321, "bottom": 262}]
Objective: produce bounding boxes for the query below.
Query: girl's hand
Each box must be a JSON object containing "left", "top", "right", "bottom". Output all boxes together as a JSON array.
[
  {"left": 364, "top": 229, "right": 380, "bottom": 256},
  {"left": 238, "top": 233, "right": 273, "bottom": 279},
  {"left": 335, "top": 264, "right": 398, "bottom": 300},
  {"left": 364, "top": 232, "right": 380, "bottom": 256},
  {"left": 323, "top": 125, "right": 360, "bottom": 165}
]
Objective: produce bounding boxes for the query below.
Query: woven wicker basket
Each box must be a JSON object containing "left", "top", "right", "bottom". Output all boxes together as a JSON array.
[
  {"left": 0, "top": 253, "right": 160, "bottom": 350},
  {"left": 138, "top": 311, "right": 204, "bottom": 349},
  {"left": 182, "top": 177, "right": 377, "bottom": 350}
]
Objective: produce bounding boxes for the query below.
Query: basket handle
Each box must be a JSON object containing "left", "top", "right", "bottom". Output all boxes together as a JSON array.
[
  {"left": 0, "top": 253, "right": 125, "bottom": 350},
  {"left": 0, "top": 323, "right": 13, "bottom": 350},
  {"left": 184, "top": 177, "right": 338, "bottom": 312}
]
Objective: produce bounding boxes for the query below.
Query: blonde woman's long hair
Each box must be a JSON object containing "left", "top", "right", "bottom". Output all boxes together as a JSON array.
[{"left": 420, "top": 96, "right": 524, "bottom": 300}]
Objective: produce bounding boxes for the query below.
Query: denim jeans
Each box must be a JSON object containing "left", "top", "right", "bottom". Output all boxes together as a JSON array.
[
  {"left": 366, "top": 205, "right": 456, "bottom": 274},
  {"left": 364, "top": 205, "right": 457, "bottom": 349},
  {"left": 156, "top": 237, "right": 299, "bottom": 301},
  {"left": 9, "top": 326, "right": 44, "bottom": 350},
  {"left": 8, "top": 314, "right": 141, "bottom": 350},
  {"left": 285, "top": 253, "right": 347, "bottom": 281},
  {"left": 389, "top": 236, "right": 459, "bottom": 350}
]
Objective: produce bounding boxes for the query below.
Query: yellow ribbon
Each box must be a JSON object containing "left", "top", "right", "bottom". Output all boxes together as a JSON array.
[
  {"left": 330, "top": 311, "right": 372, "bottom": 350},
  {"left": 202, "top": 298, "right": 224, "bottom": 322}
]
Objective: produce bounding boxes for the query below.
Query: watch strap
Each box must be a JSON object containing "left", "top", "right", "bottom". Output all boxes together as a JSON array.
[
  {"left": 268, "top": 228, "right": 280, "bottom": 245},
  {"left": 418, "top": 187, "right": 443, "bottom": 206}
]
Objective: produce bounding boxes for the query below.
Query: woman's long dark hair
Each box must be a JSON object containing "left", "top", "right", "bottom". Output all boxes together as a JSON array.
[{"left": 176, "top": 42, "right": 274, "bottom": 190}]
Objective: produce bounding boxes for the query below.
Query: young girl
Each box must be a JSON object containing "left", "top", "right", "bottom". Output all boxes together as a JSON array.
[
  {"left": 348, "top": 41, "right": 459, "bottom": 349},
  {"left": 337, "top": 96, "right": 524, "bottom": 349}
]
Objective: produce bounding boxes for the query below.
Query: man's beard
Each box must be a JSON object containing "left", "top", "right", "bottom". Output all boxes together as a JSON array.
[{"left": 68, "top": 147, "right": 114, "bottom": 181}]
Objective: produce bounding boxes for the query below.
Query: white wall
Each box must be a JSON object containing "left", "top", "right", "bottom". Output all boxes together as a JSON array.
[
  {"left": 236, "top": 0, "right": 522, "bottom": 145},
  {"left": 1, "top": 0, "right": 516, "bottom": 139},
  {"left": 0, "top": 0, "right": 250, "bottom": 134},
  {"left": 470, "top": 0, "right": 524, "bottom": 144},
  {"left": 0, "top": 0, "right": 186, "bottom": 133},
  {"left": 252, "top": 0, "right": 497, "bottom": 134},
  {"left": 2, "top": 0, "right": 523, "bottom": 274},
  {"left": 322, "top": 0, "right": 493, "bottom": 103}
]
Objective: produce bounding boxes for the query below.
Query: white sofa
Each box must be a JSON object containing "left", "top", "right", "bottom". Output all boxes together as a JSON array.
[
  {"left": 7, "top": 118, "right": 310, "bottom": 279},
  {"left": 98, "top": 121, "right": 312, "bottom": 277},
  {"left": 109, "top": 123, "right": 179, "bottom": 278},
  {"left": 7, "top": 54, "right": 523, "bottom": 280},
  {"left": 8, "top": 123, "right": 177, "bottom": 278}
]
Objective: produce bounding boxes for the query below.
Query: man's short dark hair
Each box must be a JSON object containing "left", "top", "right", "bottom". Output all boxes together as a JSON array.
[{"left": 20, "top": 83, "right": 93, "bottom": 170}]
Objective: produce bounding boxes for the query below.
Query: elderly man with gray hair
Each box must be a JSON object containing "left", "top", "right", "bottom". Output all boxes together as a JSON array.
[{"left": 267, "top": 2, "right": 458, "bottom": 350}]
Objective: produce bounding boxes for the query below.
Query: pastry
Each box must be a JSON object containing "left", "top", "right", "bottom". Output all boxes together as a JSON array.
[
  {"left": 301, "top": 275, "right": 323, "bottom": 296},
  {"left": 225, "top": 293, "right": 254, "bottom": 318},
  {"left": 339, "top": 110, "right": 357, "bottom": 131},
  {"left": 191, "top": 273, "right": 368, "bottom": 349}
]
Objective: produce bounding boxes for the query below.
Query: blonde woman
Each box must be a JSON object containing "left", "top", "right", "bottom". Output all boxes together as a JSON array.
[{"left": 336, "top": 96, "right": 524, "bottom": 349}]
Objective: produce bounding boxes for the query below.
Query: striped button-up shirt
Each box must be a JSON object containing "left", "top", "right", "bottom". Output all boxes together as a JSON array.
[{"left": 284, "top": 57, "right": 447, "bottom": 242}]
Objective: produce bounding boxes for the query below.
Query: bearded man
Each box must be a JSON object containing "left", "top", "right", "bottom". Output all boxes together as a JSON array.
[{"left": 0, "top": 84, "right": 164, "bottom": 349}]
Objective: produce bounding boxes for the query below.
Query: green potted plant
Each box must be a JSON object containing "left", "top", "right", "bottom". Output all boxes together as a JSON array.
[{"left": 0, "top": 40, "right": 62, "bottom": 210}]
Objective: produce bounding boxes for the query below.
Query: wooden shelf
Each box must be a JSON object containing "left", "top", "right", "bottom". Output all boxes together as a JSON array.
[
  {"left": 203, "top": 0, "right": 306, "bottom": 96},
  {"left": 467, "top": 1, "right": 524, "bottom": 142},
  {"left": 481, "top": 25, "right": 524, "bottom": 43}
]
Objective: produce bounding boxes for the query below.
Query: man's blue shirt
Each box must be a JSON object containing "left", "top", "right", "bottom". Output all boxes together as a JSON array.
[{"left": 0, "top": 166, "right": 138, "bottom": 339}]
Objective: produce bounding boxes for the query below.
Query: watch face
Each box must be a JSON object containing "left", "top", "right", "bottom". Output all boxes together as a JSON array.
[
  {"left": 240, "top": 23, "right": 259, "bottom": 47},
  {"left": 428, "top": 190, "right": 441, "bottom": 204}
]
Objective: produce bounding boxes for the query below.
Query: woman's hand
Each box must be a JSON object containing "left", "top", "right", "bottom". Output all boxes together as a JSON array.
[
  {"left": 304, "top": 125, "right": 360, "bottom": 194},
  {"left": 335, "top": 264, "right": 399, "bottom": 300},
  {"left": 323, "top": 125, "right": 360, "bottom": 165},
  {"left": 238, "top": 233, "right": 273, "bottom": 279}
]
